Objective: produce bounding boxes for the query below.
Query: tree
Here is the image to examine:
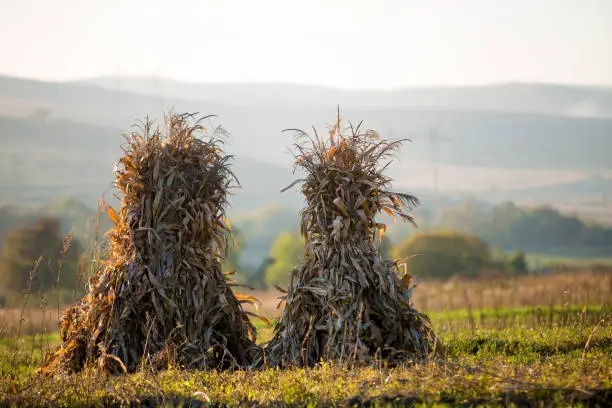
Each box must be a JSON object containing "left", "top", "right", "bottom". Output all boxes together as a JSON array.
[
  {"left": 435, "top": 199, "right": 488, "bottom": 232},
  {"left": 392, "top": 230, "right": 491, "bottom": 278},
  {"left": 434, "top": 199, "right": 612, "bottom": 256},
  {"left": 264, "top": 232, "right": 305, "bottom": 288},
  {"left": 0, "top": 217, "right": 83, "bottom": 293},
  {"left": 251, "top": 257, "right": 275, "bottom": 289},
  {"left": 508, "top": 250, "right": 528, "bottom": 275}
]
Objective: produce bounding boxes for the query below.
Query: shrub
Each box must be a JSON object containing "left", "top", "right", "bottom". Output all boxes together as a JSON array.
[
  {"left": 392, "top": 230, "right": 491, "bottom": 278},
  {"left": 0, "top": 217, "right": 82, "bottom": 293},
  {"left": 508, "top": 250, "right": 529, "bottom": 275},
  {"left": 264, "top": 232, "right": 304, "bottom": 288}
]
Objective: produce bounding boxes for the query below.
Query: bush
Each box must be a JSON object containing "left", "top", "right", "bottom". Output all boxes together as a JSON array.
[
  {"left": 0, "top": 217, "right": 83, "bottom": 293},
  {"left": 508, "top": 250, "right": 529, "bottom": 274},
  {"left": 264, "top": 232, "right": 305, "bottom": 288},
  {"left": 392, "top": 230, "right": 491, "bottom": 278}
]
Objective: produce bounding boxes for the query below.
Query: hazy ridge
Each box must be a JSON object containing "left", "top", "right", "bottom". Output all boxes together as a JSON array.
[
  {"left": 1, "top": 75, "right": 611, "bottom": 215},
  {"left": 82, "top": 76, "right": 612, "bottom": 118}
]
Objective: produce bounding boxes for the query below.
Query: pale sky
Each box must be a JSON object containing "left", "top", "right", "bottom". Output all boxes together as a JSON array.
[{"left": 1, "top": 0, "right": 611, "bottom": 89}]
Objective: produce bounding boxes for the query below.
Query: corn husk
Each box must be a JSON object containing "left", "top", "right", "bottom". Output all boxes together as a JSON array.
[
  {"left": 39, "top": 112, "right": 259, "bottom": 374},
  {"left": 262, "top": 111, "right": 437, "bottom": 367}
]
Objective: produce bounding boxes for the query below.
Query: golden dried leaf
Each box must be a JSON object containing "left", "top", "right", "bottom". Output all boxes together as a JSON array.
[
  {"left": 234, "top": 293, "right": 260, "bottom": 305},
  {"left": 247, "top": 312, "right": 272, "bottom": 328},
  {"left": 377, "top": 223, "right": 386, "bottom": 240},
  {"left": 103, "top": 202, "right": 120, "bottom": 226}
]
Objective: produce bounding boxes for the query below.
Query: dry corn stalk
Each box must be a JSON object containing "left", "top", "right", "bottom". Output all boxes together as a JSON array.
[
  {"left": 40, "top": 112, "right": 259, "bottom": 374},
  {"left": 263, "top": 110, "right": 437, "bottom": 367}
]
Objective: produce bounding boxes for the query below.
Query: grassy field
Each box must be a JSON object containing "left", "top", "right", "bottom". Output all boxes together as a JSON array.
[
  {"left": 0, "top": 271, "right": 611, "bottom": 407},
  {"left": 525, "top": 253, "right": 612, "bottom": 269}
]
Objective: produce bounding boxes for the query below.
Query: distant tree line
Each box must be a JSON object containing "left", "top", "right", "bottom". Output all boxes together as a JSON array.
[
  {"left": 0, "top": 217, "right": 84, "bottom": 305},
  {"left": 2, "top": 198, "right": 608, "bottom": 299},
  {"left": 437, "top": 201, "right": 612, "bottom": 257}
]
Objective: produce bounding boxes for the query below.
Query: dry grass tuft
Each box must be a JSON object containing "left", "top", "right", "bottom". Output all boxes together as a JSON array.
[
  {"left": 262, "top": 110, "right": 437, "bottom": 368},
  {"left": 39, "top": 112, "right": 259, "bottom": 375}
]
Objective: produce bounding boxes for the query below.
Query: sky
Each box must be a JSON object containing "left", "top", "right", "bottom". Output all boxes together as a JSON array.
[{"left": 1, "top": 0, "right": 611, "bottom": 89}]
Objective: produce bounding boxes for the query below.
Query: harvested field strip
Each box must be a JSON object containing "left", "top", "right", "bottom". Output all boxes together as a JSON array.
[
  {"left": 1, "top": 306, "right": 610, "bottom": 406},
  {"left": 1, "top": 320, "right": 610, "bottom": 406}
]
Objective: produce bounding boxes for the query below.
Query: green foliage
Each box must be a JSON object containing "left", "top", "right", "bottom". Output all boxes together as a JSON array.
[
  {"left": 0, "top": 198, "right": 100, "bottom": 256},
  {"left": 0, "top": 217, "right": 83, "bottom": 295},
  {"left": 228, "top": 205, "right": 300, "bottom": 268},
  {"left": 392, "top": 230, "right": 491, "bottom": 278},
  {"left": 508, "top": 250, "right": 529, "bottom": 274},
  {"left": 250, "top": 257, "right": 274, "bottom": 289},
  {"left": 0, "top": 205, "right": 38, "bottom": 252},
  {"left": 437, "top": 201, "right": 612, "bottom": 256},
  {"left": 264, "top": 232, "right": 305, "bottom": 288}
]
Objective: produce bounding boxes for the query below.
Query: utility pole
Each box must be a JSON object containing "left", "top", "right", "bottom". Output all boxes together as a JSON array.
[
  {"left": 429, "top": 130, "right": 440, "bottom": 196},
  {"left": 428, "top": 128, "right": 452, "bottom": 215}
]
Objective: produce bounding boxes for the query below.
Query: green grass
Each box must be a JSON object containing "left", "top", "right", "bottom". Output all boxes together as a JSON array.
[
  {"left": 525, "top": 253, "right": 612, "bottom": 269},
  {"left": 0, "top": 306, "right": 610, "bottom": 407}
]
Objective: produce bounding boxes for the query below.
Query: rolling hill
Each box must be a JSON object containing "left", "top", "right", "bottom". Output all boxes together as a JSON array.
[
  {"left": 1, "top": 74, "right": 611, "bottom": 217},
  {"left": 2, "top": 75, "right": 612, "bottom": 170},
  {"left": 2, "top": 76, "right": 612, "bottom": 268},
  {"left": 82, "top": 76, "right": 612, "bottom": 118}
]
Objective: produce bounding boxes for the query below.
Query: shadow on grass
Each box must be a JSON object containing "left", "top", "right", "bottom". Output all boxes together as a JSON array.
[
  {"left": 450, "top": 336, "right": 612, "bottom": 358},
  {"left": 22, "top": 387, "right": 607, "bottom": 407},
  {"left": 348, "top": 388, "right": 612, "bottom": 408}
]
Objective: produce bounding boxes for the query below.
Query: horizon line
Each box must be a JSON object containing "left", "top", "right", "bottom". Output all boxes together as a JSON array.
[{"left": 2, "top": 72, "right": 612, "bottom": 91}]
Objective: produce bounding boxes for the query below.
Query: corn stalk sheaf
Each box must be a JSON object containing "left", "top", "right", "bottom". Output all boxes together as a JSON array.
[
  {"left": 39, "top": 112, "right": 260, "bottom": 375},
  {"left": 261, "top": 109, "right": 437, "bottom": 368}
]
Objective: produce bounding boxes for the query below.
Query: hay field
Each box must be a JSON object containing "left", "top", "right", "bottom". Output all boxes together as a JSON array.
[
  {"left": 240, "top": 270, "right": 611, "bottom": 319},
  {"left": 1, "top": 271, "right": 610, "bottom": 407}
]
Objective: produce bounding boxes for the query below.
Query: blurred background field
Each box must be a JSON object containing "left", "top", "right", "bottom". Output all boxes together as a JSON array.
[
  {"left": 2, "top": 71, "right": 612, "bottom": 312},
  {"left": 2, "top": 270, "right": 609, "bottom": 339}
]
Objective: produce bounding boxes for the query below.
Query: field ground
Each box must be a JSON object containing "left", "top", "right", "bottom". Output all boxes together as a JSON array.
[{"left": 0, "top": 272, "right": 611, "bottom": 407}]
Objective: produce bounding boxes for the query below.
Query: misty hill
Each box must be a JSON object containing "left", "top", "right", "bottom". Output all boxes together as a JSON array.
[
  {"left": 2, "top": 74, "right": 612, "bottom": 225},
  {"left": 2, "top": 75, "right": 612, "bottom": 174},
  {"left": 83, "top": 76, "right": 612, "bottom": 119},
  {"left": 508, "top": 175, "right": 612, "bottom": 198},
  {"left": 0, "top": 113, "right": 300, "bottom": 213}
]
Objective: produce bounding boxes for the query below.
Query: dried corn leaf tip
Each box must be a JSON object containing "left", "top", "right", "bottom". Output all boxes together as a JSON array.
[
  {"left": 40, "top": 112, "right": 259, "bottom": 375},
  {"left": 263, "top": 112, "right": 437, "bottom": 368}
]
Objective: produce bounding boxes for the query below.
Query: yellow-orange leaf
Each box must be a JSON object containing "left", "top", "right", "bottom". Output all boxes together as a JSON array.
[
  {"left": 377, "top": 223, "right": 387, "bottom": 241},
  {"left": 247, "top": 312, "right": 272, "bottom": 327},
  {"left": 235, "top": 293, "right": 260, "bottom": 304},
  {"left": 381, "top": 207, "right": 396, "bottom": 221},
  {"left": 105, "top": 205, "right": 120, "bottom": 226}
]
